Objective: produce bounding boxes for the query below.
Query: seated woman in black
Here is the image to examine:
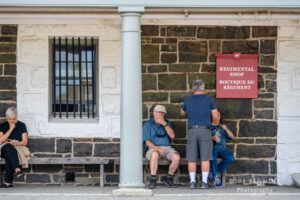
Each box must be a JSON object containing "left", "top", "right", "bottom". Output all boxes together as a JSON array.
[{"left": 0, "top": 107, "right": 28, "bottom": 188}]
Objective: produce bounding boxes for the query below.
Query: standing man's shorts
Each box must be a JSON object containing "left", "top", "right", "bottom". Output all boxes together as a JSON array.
[
  {"left": 146, "top": 146, "right": 178, "bottom": 161},
  {"left": 186, "top": 127, "right": 213, "bottom": 161}
]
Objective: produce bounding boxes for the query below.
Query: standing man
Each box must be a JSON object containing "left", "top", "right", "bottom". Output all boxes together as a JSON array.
[
  {"left": 143, "top": 105, "right": 181, "bottom": 189},
  {"left": 180, "top": 80, "right": 218, "bottom": 189}
]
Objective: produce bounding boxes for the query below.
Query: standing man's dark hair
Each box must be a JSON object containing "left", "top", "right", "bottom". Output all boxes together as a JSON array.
[{"left": 180, "top": 80, "right": 218, "bottom": 189}]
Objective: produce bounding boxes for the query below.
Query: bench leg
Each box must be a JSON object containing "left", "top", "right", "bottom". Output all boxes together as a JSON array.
[{"left": 100, "top": 164, "right": 104, "bottom": 188}]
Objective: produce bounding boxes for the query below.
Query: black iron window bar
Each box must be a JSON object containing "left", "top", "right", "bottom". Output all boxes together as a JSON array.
[{"left": 52, "top": 37, "right": 96, "bottom": 118}]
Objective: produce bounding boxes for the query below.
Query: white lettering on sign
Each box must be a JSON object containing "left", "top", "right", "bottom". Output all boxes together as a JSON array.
[{"left": 220, "top": 66, "right": 254, "bottom": 72}]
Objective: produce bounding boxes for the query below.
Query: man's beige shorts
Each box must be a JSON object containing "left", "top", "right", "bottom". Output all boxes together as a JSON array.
[{"left": 145, "top": 146, "right": 178, "bottom": 161}]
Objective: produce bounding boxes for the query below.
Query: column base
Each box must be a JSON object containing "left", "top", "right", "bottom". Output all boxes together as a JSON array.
[{"left": 112, "top": 188, "right": 153, "bottom": 197}]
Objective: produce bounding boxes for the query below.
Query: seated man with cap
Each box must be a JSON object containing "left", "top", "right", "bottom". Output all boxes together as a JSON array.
[{"left": 143, "top": 105, "right": 181, "bottom": 189}]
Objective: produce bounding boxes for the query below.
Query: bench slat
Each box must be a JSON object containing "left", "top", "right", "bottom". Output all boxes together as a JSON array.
[{"left": 0, "top": 158, "right": 109, "bottom": 165}]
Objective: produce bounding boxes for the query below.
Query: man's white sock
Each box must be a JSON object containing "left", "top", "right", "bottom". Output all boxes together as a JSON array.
[
  {"left": 202, "top": 172, "right": 209, "bottom": 183},
  {"left": 189, "top": 172, "right": 196, "bottom": 183}
]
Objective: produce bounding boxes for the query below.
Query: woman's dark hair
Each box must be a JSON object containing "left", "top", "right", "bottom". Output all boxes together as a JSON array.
[{"left": 211, "top": 108, "right": 223, "bottom": 123}]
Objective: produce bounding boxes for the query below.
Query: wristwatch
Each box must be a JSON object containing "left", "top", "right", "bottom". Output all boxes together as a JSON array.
[{"left": 163, "top": 124, "right": 168, "bottom": 127}]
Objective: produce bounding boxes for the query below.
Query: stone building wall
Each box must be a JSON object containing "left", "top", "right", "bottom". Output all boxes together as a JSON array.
[
  {"left": 0, "top": 25, "right": 278, "bottom": 186},
  {"left": 140, "top": 25, "right": 277, "bottom": 185},
  {"left": 0, "top": 25, "right": 17, "bottom": 123}
]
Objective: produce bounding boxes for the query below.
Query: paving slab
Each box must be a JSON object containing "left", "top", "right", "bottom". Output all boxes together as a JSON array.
[{"left": 0, "top": 185, "right": 299, "bottom": 200}]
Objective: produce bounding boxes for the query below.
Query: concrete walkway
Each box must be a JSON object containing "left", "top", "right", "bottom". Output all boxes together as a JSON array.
[{"left": 0, "top": 185, "right": 300, "bottom": 200}]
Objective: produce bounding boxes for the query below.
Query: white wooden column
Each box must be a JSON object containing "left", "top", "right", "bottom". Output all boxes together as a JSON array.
[{"left": 118, "top": 7, "right": 145, "bottom": 188}]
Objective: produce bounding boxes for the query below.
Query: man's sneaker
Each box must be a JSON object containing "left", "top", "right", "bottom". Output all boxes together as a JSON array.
[
  {"left": 200, "top": 182, "right": 212, "bottom": 189},
  {"left": 189, "top": 182, "right": 197, "bottom": 189},
  {"left": 16, "top": 171, "right": 23, "bottom": 179},
  {"left": 214, "top": 176, "right": 222, "bottom": 188},
  {"left": 148, "top": 179, "right": 156, "bottom": 189},
  {"left": 163, "top": 178, "right": 176, "bottom": 188}
]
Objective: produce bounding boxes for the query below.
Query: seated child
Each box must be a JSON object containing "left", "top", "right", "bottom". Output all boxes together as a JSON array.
[{"left": 210, "top": 109, "right": 235, "bottom": 188}]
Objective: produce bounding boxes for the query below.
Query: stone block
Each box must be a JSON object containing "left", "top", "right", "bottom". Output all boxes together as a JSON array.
[
  {"left": 254, "top": 100, "right": 274, "bottom": 108},
  {"left": 142, "top": 45, "right": 159, "bottom": 63},
  {"left": 142, "top": 92, "right": 168, "bottom": 102},
  {"left": 209, "top": 53, "right": 216, "bottom": 62},
  {"left": 166, "top": 38, "right": 177, "bottom": 44},
  {"left": 169, "top": 64, "right": 200, "bottom": 72},
  {"left": 252, "top": 26, "right": 277, "bottom": 37},
  {"left": 141, "top": 25, "right": 159, "bottom": 36},
  {"left": 236, "top": 145, "right": 276, "bottom": 158},
  {"left": 143, "top": 104, "right": 148, "bottom": 119},
  {"left": 0, "top": 37, "right": 17, "bottom": 42},
  {"left": 160, "top": 28, "right": 166, "bottom": 36},
  {"left": 257, "top": 93, "right": 274, "bottom": 98},
  {"left": 0, "top": 103, "right": 16, "bottom": 117},
  {"left": 101, "top": 67, "right": 117, "bottom": 89},
  {"left": 256, "top": 139, "right": 277, "bottom": 144},
  {"left": 170, "top": 92, "right": 192, "bottom": 103},
  {"left": 278, "top": 96, "right": 300, "bottom": 117},
  {"left": 188, "top": 73, "right": 216, "bottom": 89},
  {"left": 102, "top": 94, "right": 120, "bottom": 115},
  {"left": 167, "top": 26, "right": 196, "bottom": 37},
  {"left": 161, "top": 53, "right": 177, "bottom": 63},
  {"left": 201, "top": 64, "right": 216, "bottom": 73},
  {"left": 161, "top": 44, "right": 177, "bottom": 52},
  {"left": 74, "top": 138, "right": 93, "bottom": 142},
  {"left": 0, "top": 44, "right": 16, "bottom": 52},
  {"left": 32, "top": 165, "right": 63, "bottom": 172},
  {"left": 142, "top": 74, "right": 156, "bottom": 91},
  {"left": 292, "top": 67, "right": 300, "bottom": 90},
  {"left": 151, "top": 38, "right": 164, "bottom": 44},
  {"left": 260, "top": 55, "right": 275, "bottom": 66},
  {"left": 105, "top": 174, "right": 119, "bottom": 183},
  {"left": 84, "top": 164, "right": 100, "bottom": 172},
  {"left": 0, "top": 91, "right": 16, "bottom": 101},
  {"left": 222, "top": 121, "right": 237, "bottom": 134},
  {"left": 259, "top": 66, "right": 277, "bottom": 73},
  {"left": 215, "top": 99, "right": 252, "bottom": 119},
  {"left": 209, "top": 40, "right": 221, "bottom": 52},
  {"left": 73, "top": 143, "right": 92, "bottom": 157},
  {"left": 1, "top": 26, "right": 17, "bottom": 35},
  {"left": 26, "top": 174, "right": 51, "bottom": 183},
  {"left": 171, "top": 144, "right": 186, "bottom": 157},
  {"left": 197, "top": 26, "right": 250, "bottom": 39},
  {"left": 270, "top": 161, "right": 277, "bottom": 174},
  {"left": 0, "top": 54, "right": 16, "bottom": 63},
  {"left": 158, "top": 74, "right": 186, "bottom": 90},
  {"left": 260, "top": 40, "right": 276, "bottom": 54},
  {"left": 147, "top": 65, "right": 167, "bottom": 73},
  {"left": 179, "top": 41, "right": 207, "bottom": 62},
  {"left": 94, "top": 143, "right": 120, "bottom": 157},
  {"left": 222, "top": 41, "right": 258, "bottom": 54},
  {"left": 258, "top": 74, "right": 264, "bottom": 88},
  {"left": 4, "top": 64, "right": 16, "bottom": 75},
  {"left": 254, "top": 110, "right": 273, "bottom": 119},
  {"left": 227, "top": 138, "right": 254, "bottom": 144},
  {"left": 278, "top": 41, "right": 300, "bottom": 62},
  {"left": 171, "top": 121, "right": 187, "bottom": 138},
  {"left": 239, "top": 120, "right": 277, "bottom": 137},
  {"left": 266, "top": 80, "right": 277, "bottom": 92},
  {"left": 27, "top": 138, "right": 55, "bottom": 153},
  {"left": 266, "top": 74, "right": 276, "bottom": 80},
  {"left": 226, "top": 160, "right": 269, "bottom": 174},
  {"left": 0, "top": 77, "right": 16, "bottom": 89},
  {"left": 33, "top": 154, "right": 62, "bottom": 158},
  {"left": 56, "top": 139, "right": 72, "bottom": 153},
  {"left": 22, "top": 93, "right": 45, "bottom": 116}
]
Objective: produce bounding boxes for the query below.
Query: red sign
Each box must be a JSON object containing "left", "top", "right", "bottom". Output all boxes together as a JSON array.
[{"left": 215, "top": 52, "right": 259, "bottom": 98}]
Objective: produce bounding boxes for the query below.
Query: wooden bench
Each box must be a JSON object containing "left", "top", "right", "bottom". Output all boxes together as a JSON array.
[
  {"left": 114, "top": 158, "right": 226, "bottom": 186},
  {"left": 0, "top": 157, "right": 109, "bottom": 187}
]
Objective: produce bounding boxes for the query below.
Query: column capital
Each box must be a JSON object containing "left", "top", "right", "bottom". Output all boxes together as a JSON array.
[{"left": 118, "top": 6, "right": 145, "bottom": 13}]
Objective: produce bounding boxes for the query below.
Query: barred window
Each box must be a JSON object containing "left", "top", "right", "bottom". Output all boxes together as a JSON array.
[{"left": 50, "top": 37, "right": 98, "bottom": 119}]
